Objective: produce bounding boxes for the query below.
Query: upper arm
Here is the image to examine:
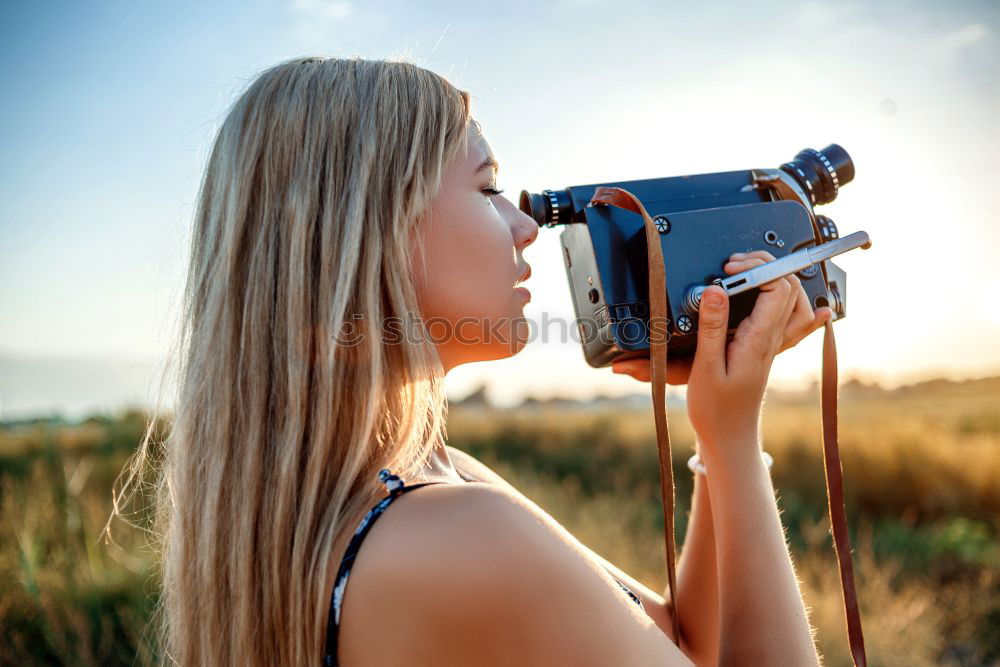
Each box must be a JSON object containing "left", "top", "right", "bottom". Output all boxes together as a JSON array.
[
  {"left": 343, "top": 483, "right": 693, "bottom": 667},
  {"left": 447, "top": 445, "right": 678, "bottom": 641}
]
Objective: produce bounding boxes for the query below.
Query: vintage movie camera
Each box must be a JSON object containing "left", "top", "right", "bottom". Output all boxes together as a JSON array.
[{"left": 519, "top": 144, "right": 871, "bottom": 367}]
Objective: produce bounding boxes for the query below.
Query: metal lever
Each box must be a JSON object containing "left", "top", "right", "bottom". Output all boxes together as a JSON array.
[{"left": 683, "top": 230, "right": 872, "bottom": 314}]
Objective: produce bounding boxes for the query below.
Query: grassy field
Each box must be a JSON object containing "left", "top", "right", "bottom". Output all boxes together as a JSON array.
[{"left": 2, "top": 376, "right": 998, "bottom": 665}]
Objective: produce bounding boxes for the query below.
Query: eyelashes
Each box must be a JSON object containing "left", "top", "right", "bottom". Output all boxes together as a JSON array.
[{"left": 482, "top": 187, "right": 505, "bottom": 197}]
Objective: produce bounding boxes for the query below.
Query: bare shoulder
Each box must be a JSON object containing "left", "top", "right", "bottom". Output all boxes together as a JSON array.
[
  {"left": 447, "top": 445, "right": 676, "bottom": 635},
  {"left": 338, "top": 481, "right": 691, "bottom": 667}
]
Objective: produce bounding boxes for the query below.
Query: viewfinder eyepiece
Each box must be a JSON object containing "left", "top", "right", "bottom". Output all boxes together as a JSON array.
[{"left": 519, "top": 188, "right": 573, "bottom": 227}]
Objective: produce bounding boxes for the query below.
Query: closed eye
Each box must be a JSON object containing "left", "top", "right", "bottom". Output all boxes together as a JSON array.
[{"left": 482, "top": 187, "right": 505, "bottom": 197}]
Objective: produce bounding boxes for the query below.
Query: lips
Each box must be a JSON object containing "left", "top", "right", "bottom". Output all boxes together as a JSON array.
[{"left": 515, "top": 264, "right": 532, "bottom": 286}]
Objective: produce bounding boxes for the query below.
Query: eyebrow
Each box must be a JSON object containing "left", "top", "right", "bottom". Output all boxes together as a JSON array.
[{"left": 477, "top": 156, "right": 500, "bottom": 174}]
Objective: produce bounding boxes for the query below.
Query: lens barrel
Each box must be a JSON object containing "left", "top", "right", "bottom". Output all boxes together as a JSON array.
[
  {"left": 521, "top": 143, "right": 854, "bottom": 223},
  {"left": 779, "top": 144, "right": 854, "bottom": 206}
]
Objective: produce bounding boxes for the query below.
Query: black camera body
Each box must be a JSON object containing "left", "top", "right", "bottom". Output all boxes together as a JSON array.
[{"left": 520, "top": 145, "right": 855, "bottom": 368}]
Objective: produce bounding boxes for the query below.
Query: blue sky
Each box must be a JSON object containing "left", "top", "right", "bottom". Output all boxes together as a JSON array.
[{"left": 1, "top": 0, "right": 998, "bottom": 414}]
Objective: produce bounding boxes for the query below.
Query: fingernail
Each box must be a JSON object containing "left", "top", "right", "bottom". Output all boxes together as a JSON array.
[
  {"left": 705, "top": 291, "right": 723, "bottom": 307},
  {"left": 731, "top": 252, "right": 745, "bottom": 258}
]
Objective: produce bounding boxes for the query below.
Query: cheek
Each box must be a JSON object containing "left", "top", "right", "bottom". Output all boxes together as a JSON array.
[{"left": 415, "top": 193, "right": 515, "bottom": 320}]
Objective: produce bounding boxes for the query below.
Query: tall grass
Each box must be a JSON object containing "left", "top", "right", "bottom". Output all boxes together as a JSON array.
[
  {"left": 1, "top": 411, "right": 159, "bottom": 665},
  {"left": 2, "top": 378, "right": 998, "bottom": 665}
]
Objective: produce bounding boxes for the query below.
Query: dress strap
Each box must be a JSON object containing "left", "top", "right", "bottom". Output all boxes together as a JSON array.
[
  {"left": 377, "top": 467, "right": 414, "bottom": 494},
  {"left": 322, "top": 468, "right": 446, "bottom": 666}
]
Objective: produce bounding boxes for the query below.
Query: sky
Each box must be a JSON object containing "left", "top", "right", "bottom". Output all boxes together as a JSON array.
[{"left": 1, "top": 0, "right": 998, "bottom": 416}]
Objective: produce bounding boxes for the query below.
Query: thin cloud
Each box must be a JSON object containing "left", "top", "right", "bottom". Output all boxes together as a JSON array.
[{"left": 934, "top": 22, "right": 993, "bottom": 52}]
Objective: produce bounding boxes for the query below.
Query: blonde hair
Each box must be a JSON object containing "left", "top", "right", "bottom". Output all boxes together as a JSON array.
[{"left": 109, "top": 56, "right": 472, "bottom": 664}]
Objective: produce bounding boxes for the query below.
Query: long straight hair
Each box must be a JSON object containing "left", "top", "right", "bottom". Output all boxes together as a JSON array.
[{"left": 109, "top": 56, "right": 472, "bottom": 665}]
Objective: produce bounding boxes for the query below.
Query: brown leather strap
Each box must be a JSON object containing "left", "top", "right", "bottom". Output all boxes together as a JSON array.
[
  {"left": 821, "top": 319, "right": 867, "bottom": 666},
  {"left": 590, "top": 186, "right": 682, "bottom": 646},
  {"left": 589, "top": 186, "right": 867, "bottom": 665}
]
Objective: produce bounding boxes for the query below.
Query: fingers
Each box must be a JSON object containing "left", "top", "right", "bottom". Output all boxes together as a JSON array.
[
  {"left": 780, "top": 306, "right": 834, "bottom": 352},
  {"left": 665, "top": 355, "right": 694, "bottom": 386},
  {"left": 725, "top": 252, "right": 793, "bottom": 358},
  {"left": 724, "top": 252, "right": 795, "bottom": 296},
  {"left": 780, "top": 273, "right": 800, "bottom": 327},
  {"left": 692, "top": 284, "right": 729, "bottom": 378},
  {"left": 786, "top": 277, "right": 814, "bottom": 330},
  {"left": 728, "top": 250, "right": 776, "bottom": 262},
  {"left": 613, "top": 357, "right": 694, "bottom": 385},
  {"left": 778, "top": 283, "right": 826, "bottom": 352},
  {"left": 727, "top": 252, "right": 835, "bottom": 354},
  {"left": 619, "top": 249, "right": 833, "bottom": 381},
  {"left": 612, "top": 359, "right": 651, "bottom": 382}
]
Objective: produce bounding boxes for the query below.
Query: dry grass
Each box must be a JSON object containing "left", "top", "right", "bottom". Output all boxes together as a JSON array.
[{"left": 2, "top": 378, "right": 998, "bottom": 665}]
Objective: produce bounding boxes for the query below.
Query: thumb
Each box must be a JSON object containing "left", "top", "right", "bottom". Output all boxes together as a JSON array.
[{"left": 693, "top": 285, "right": 729, "bottom": 376}]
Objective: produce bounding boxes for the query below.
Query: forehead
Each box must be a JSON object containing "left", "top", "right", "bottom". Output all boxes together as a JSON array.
[{"left": 466, "top": 122, "right": 495, "bottom": 165}]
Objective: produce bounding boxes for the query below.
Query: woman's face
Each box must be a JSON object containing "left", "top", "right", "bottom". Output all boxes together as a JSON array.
[{"left": 413, "top": 122, "right": 538, "bottom": 372}]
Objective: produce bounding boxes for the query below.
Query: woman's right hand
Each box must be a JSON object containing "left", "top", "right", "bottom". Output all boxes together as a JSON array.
[{"left": 685, "top": 252, "right": 807, "bottom": 450}]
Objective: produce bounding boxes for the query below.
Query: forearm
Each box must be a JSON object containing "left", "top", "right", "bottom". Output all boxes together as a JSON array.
[
  {"left": 700, "top": 431, "right": 820, "bottom": 665},
  {"left": 670, "top": 463, "right": 720, "bottom": 666}
]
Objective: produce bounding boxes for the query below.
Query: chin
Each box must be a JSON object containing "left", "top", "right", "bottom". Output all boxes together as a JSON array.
[
  {"left": 450, "top": 324, "right": 531, "bottom": 367},
  {"left": 483, "top": 322, "right": 531, "bottom": 361},
  {"left": 435, "top": 302, "right": 532, "bottom": 368}
]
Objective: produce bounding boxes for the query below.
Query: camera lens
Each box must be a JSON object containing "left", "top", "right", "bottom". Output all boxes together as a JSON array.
[
  {"left": 519, "top": 188, "right": 573, "bottom": 226},
  {"left": 779, "top": 144, "right": 854, "bottom": 206}
]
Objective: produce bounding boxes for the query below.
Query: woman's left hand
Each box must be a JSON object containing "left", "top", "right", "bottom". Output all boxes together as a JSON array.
[{"left": 611, "top": 250, "right": 833, "bottom": 386}]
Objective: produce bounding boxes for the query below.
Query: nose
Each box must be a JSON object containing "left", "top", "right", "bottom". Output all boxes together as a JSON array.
[{"left": 506, "top": 196, "right": 538, "bottom": 250}]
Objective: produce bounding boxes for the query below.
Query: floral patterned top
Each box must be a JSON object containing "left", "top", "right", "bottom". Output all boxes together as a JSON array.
[{"left": 322, "top": 468, "right": 644, "bottom": 666}]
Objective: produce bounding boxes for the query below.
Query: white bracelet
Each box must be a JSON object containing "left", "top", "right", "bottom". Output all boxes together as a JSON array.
[{"left": 687, "top": 450, "right": 774, "bottom": 475}]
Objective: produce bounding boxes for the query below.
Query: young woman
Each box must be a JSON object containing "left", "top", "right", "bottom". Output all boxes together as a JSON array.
[{"left": 121, "top": 56, "right": 831, "bottom": 665}]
